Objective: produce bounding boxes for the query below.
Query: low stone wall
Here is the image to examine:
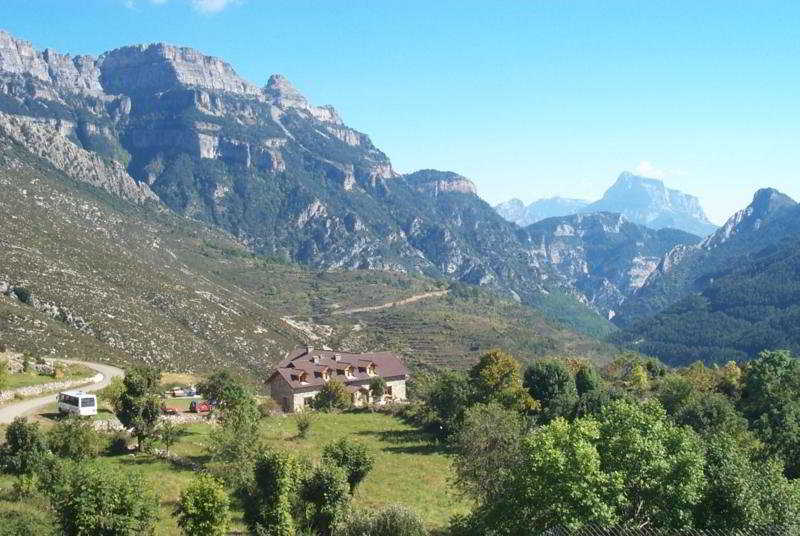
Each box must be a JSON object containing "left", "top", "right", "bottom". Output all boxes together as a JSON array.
[{"left": 0, "top": 373, "right": 102, "bottom": 403}]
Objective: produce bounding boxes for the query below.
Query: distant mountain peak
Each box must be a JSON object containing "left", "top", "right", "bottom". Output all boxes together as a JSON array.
[
  {"left": 582, "top": 172, "right": 716, "bottom": 237},
  {"left": 702, "top": 187, "right": 796, "bottom": 249},
  {"left": 495, "top": 196, "right": 589, "bottom": 226}
]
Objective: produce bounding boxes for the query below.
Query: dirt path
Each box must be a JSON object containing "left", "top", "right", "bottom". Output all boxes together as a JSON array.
[
  {"left": 0, "top": 360, "right": 124, "bottom": 424},
  {"left": 331, "top": 290, "right": 449, "bottom": 315}
]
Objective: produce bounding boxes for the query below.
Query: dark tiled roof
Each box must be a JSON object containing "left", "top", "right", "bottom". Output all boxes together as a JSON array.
[{"left": 268, "top": 348, "right": 408, "bottom": 391}]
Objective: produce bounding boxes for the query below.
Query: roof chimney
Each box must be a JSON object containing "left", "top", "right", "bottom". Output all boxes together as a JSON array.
[
  {"left": 334, "top": 353, "right": 341, "bottom": 361},
  {"left": 305, "top": 345, "right": 314, "bottom": 355}
]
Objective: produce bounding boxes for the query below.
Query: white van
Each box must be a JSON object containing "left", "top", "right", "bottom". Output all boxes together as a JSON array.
[{"left": 57, "top": 391, "right": 98, "bottom": 417}]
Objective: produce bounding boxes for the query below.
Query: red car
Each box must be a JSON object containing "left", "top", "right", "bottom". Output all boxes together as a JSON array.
[
  {"left": 161, "top": 403, "right": 179, "bottom": 415},
  {"left": 190, "top": 400, "right": 212, "bottom": 413}
]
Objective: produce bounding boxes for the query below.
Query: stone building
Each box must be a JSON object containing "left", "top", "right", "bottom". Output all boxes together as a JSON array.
[{"left": 267, "top": 346, "right": 408, "bottom": 413}]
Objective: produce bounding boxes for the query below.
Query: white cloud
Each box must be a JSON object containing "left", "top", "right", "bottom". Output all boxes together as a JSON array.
[
  {"left": 634, "top": 160, "right": 667, "bottom": 179},
  {"left": 190, "top": 0, "right": 239, "bottom": 13}
]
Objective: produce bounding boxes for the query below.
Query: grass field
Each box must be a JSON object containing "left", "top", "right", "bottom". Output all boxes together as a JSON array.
[
  {"left": 3, "top": 362, "right": 95, "bottom": 390},
  {"left": 0, "top": 411, "right": 467, "bottom": 534}
]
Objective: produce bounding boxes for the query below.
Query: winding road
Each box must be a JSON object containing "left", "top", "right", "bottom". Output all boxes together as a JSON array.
[{"left": 0, "top": 360, "right": 125, "bottom": 424}]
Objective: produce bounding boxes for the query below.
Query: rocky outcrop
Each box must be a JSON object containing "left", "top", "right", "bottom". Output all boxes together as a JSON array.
[
  {"left": 405, "top": 169, "right": 477, "bottom": 196},
  {"left": 0, "top": 112, "right": 158, "bottom": 203},
  {"left": 521, "top": 212, "right": 701, "bottom": 317}
]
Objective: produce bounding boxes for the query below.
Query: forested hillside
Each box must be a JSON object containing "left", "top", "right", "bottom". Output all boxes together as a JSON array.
[{"left": 614, "top": 235, "right": 800, "bottom": 365}]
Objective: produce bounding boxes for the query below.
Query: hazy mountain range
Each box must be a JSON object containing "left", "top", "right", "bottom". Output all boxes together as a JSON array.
[{"left": 495, "top": 172, "right": 718, "bottom": 237}]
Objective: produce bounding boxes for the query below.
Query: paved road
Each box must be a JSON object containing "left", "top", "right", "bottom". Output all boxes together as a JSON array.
[{"left": 0, "top": 360, "right": 125, "bottom": 424}]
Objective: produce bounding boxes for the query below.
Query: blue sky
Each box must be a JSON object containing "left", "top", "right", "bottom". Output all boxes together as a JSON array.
[{"left": 2, "top": 0, "right": 799, "bottom": 223}]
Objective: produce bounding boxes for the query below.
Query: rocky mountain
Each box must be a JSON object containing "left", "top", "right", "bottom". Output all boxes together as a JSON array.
[
  {"left": 495, "top": 172, "right": 717, "bottom": 237},
  {"left": 0, "top": 126, "right": 613, "bottom": 374},
  {"left": 581, "top": 172, "right": 717, "bottom": 236},
  {"left": 615, "top": 188, "right": 800, "bottom": 328},
  {"left": 518, "top": 213, "right": 701, "bottom": 319},
  {"left": 495, "top": 197, "right": 589, "bottom": 226},
  {"left": 0, "top": 29, "right": 624, "bottom": 339},
  {"left": 612, "top": 189, "right": 800, "bottom": 365}
]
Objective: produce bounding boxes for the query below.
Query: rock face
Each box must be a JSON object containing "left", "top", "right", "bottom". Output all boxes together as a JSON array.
[
  {"left": 519, "top": 212, "right": 701, "bottom": 318},
  {"left": 582, "top": 172, "right": 717, "bottom": 236},
  {"left": 616, "top": 188, "right": 800, "bottom": 326}
]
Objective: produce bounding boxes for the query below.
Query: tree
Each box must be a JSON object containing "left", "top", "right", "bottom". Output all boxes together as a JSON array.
[
  {"left": 673, "top": 392, "right": 750, "bottom": 439},
  {"left": 695, "top": 433, "right": 800, "bottom": 529},
  {"left": 575, "top": 364, "right": 602, "bottom": 396},
  {"left": 597, "top": 399, "right": 706, "bottom": 528},
  {"left": 242, "top": 449, "right": 300, "bottom": 536},
  {"left": 115, "top": 367, "right": 162, "bottom": 450},
  {"left": 312, "top": 380, "right": 351, "bottom": 411},
  {"left": 462, "top": 417, "right": 622, "bottom": 535},
  {"left": 452, "top": 402, "right": 526, "bottom": 502},
  {"left": 0, "top": 417, "right": 50, "bottom": 475},
  {"left": 157, "top": 420, "right": 186, "bottom": 454},
  {"left": 629, "top": 363, "right": 650, "bottom": 394},
  {"left": 524, "top": 359, "right": 578, "bottom": 422},
  {"left": 300, "top": 464, "right": 350, "bottom": 536},
  {"left": 368, "top": 376, "right": 387, "bottom": 402},
  {"left": 209, "top": 394, "right": 263, "bottom": 487},
  {"left": 469, "top": 350, "right": 536, "bottom": 412},
  {"left": 197, "top": 369, "right": 250, "bottom": 409},
  {"left": 175, "top": 474, "right": 231, "bottom": 536},
  {"left": 322, "top": 439, "right": 375, "bottom": 494},
  {"left": 334, "top": 505, "right": 426, "bottom": 536},
  {"left": 97, "top": 376, "right": 126, "bottom": 407},
  {"left": 739, "top": 350, "right": 800, "bottom": 477},
  {"left": 574, "top": 388, "right": 628, "bottom": 419},
  {"left": 656, "top": 374, "right": 695, "bottom": 415},
  {"left": 48, "top": 460, "right": 158, "bottom": 536},
  {"left": 423, "top": 371, "right": 474, "bottom": 439},
  {"left": 48, "top": 417, "right": 105, "bottom": 461}
]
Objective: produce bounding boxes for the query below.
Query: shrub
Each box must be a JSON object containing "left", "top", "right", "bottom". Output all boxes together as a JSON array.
[
  {"left": 258, "top": 397, "right": 278, "bottom": 417},
  {"left": 157, "top": 420, "right": 186, "bottom": 453},
  {"left": 312, "top": 380, "right": 351, "bottom": 411},
  {"left": 322, "top": 438, "right": 375, "bottom": 494},
  {"left": 335, "top": 505, "right": 427, "bottom": 536},
  {"left": 48, "top": 460, "right": 159, "bottom": 536},
  {"left": 295, "top": 411, "right": 315, "bottom": 439},
  {"left": 242, "top": 449, "right": 301, "bottom": 536},
  {"left": 48, "top": 417, "right": 105, "bottom": 461},
  {"left": 175, "top": 474, "right": 231, "bottom": 536},
  {"left": 369, "top": 376, "right": 387, "bottom": 401},
  {"left": 0, "top": 359, "right": 8, "bottom": 393},
  {"left": 300, "top": 464, "right": 350, "bottom": 536},
  {"left": 0, "top": 417, "right": 50, "bottom": 475},
  {"left": 97, "top": 376, "right": 125, "bottom": 407}
]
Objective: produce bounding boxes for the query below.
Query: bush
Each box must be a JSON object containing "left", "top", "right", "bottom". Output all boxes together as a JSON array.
[
  {"left": 48, "top": 417, "right": 105, "bottom": 461},
  {"left": 48, "top": 460, "right": 159, "bottom": 536},
  {"left": 175, "top": 474, "right": 231, "bottom": 536},
  {"left": 301, "top": 464, "right": 350, "bottom": 536},
  {"left": 322, "top": 438, "right": 375, "bottom": 494},
  {"left": 242, "top": 449, "right": 301, "bottom": 536},
  {"left": 312, "top": 380, "right": 352, "bottom": 411},
  {"left": 295, "top": 411, "right": 315, "bottom": 439},
  {"left": 335, "top": 505, "right": 427, "bottom": 536},
  {"left": 258, "top": 397, "right": 278, "bottom": 417},
  {"left": 0, "top": 417, "right": 50, "bottom": 475}
]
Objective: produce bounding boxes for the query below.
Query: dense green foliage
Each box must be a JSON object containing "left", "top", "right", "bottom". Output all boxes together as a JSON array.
[
  {"left": 47, "top": 417, "right": 106, "bottom": 461},
  {"left": 523, "top": 359, "right": 578, "bottom": 422},
  {"left": 114, "top": 367, "right": 162, "bottom": 449},
  {"left": 312, "top": 380, "right": 352, "bottom": 412},
  {"left": 47, "top": 460, "right": 159, "bottom": 536},
  {"left": 300, "top": 464, "right": 351, "bottom": 536},
  {"left": 0, "top": 418, "right": 50, "bottom": 475},
  {"left": 321, "top": 439, "right": 375, "bottom": 494},
  {"left": 242, "top": 449, "right": 301, "bottom": 536},
  {"left": 174, "top": 474, "right": 231, "bottom": 536}
]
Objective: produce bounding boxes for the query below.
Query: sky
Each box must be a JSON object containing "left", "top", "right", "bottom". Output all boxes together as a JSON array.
[{"left": 1, "top": 0, "right": 799, "bottom": 224}]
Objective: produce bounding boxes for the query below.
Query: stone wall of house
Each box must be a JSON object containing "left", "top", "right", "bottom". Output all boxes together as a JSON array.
[
  {"left": 268, "top": 376, "right": 319, "bottom": 412},
  {"left": 385, "top": 379, "right": 407, "bottom": 401}
]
